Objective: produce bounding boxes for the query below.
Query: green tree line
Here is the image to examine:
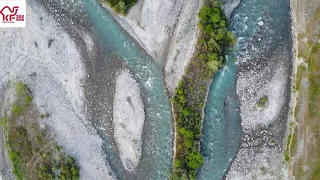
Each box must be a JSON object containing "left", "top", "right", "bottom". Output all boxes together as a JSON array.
[{"left": 171, "top": 0, "right": 235, "bottom": 179}]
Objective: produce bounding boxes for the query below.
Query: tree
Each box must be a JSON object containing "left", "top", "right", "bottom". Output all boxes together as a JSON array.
[
  {"left": 182, "top": 108, "right": 191, "bottom": 116},
  {"left": 208, "top": 38, "right": 221, "bottom": 52},
  {"left": 208, "top": 53, "right": 218, "bottom": 62},
  {"left": 207, "top": 60, "right": 219, "bottom": 71},
  {"left": 227, "top": 31, "right": 235, "bottom": 44},
  {"left": 204, "top": 25, "right": 214, "bottom": 34},
  {"left": 118, "top": 1, "right": 127, "bottom": 14},
  {"left": 199, "top": 6, "right": 212, "bottom": 23},
  {"left": 216, "top": 28, "right": 226, "bottom": 41},
  {"left": 211, "top": 13, "right": 220, "bottom": 23},
  {"left": 219, "top": 20, "right": 226, "bottom": 27},
  {"left": 187, "top": 152, "right": 204, "bottom": 169}
]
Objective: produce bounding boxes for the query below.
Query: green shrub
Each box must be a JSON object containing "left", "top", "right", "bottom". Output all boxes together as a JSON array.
[
  {"left": 12, "top": 105, "right": 23, "bottom": 115},
  {"left": 207, "top": 60, "right": 219, "bottom": 71},
  {"left": 60, "top": 156, "right": 80, "bottom": 180},
  {"left": 9, "top": 151, "right": 24, "bottom": 180},
  {"left": 40, "top": 113, "right": 50, "bottom": 119},
  {"left": 0, "top": 117, "right": 7, "bottom": 126},
  {"left": 118, "top": 1, "right": 127, "bottom": 14},
  {"left": 25, "top": 96, "right": 33, "bottom": 106},
  {"left": 187, "top": 152, "right": 204, "bottom": 169},
  {"left": 16, "top": 82, "right": 28, "bottom": 96},
  {"left": 257, "top": 95, "right": 268, "bottom": 108},
  {"left": 100, "top": 0, "right": 137, "bottom": 14}
]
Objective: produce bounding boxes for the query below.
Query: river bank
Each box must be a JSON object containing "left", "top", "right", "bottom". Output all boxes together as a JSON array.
[{"left": 287, "top": 0, "right": 320, "bottom": 179}]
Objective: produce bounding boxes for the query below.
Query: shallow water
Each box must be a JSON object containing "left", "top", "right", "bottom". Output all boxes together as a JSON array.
[
  {"left": 82, "top": 0, "right": 173, "bottom": 179},
  {"left": 200, "top": 0, "right": 292, "bottom": 179}
]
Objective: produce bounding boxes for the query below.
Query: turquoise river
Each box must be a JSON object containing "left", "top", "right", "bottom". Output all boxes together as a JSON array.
[{"left": 82, "top": 0, "right": 291, "bottom": 179}]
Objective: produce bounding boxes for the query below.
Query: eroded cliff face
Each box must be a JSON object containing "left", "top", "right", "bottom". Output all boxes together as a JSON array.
[{"left": 104, "top": 0, "right": 201, "bottom": 94}]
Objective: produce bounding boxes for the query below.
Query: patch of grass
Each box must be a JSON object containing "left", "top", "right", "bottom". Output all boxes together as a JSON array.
[
  {"left": 1, "top": 82, "right": 80, "bottom": 180},
  {"left": 295, "top": 65, "right": 307, "bottom": 91},
  {"left": 0, "top": 117, "right": 7, "bottom": 127},
  {"left": 37, "top": 155, "right": 79, "bottom": 180},
  {"left": 260, "top": 166, "right": 267, "bottom": 174},
  {"left": 298, "top": 41, "right": 310, "bottom": 59},
  {"left": 257, "top": 95, "right": 268, "bottom": 108},
  {"left": 311, "top": 155, "right": 320, "bottom": 179},
  {"left": 9, "top": 151, "right": 24, "bottom": 179},
  {"left": 290, "top": 125, "right": 298, "bottom": 155},
  {"left": 308, "top": 43, "right": 320, "bottom": 117},
  {"left": 285, "top": 133, "right": 292, "bottom": 162},
  {"left": 39, "top": 113, "right": 50, "bottom": 119},
  {"left": 12, "top": 105, "right": 23, "bottom": 115},
  {"left": 315, "top": 8, "right": 320, "bottom": 20},
  {"left": 16, "top": 82, "right": 28, "bottom": 96},
  {"left": 285, "top": 122, "right": 299, "bottom": 162},
  {"left": 10, "top": 82, "right": 34, "bottom": 116},
  {"left": 60, "top": 156, "right": 80, "bottom": 180},
  {"left": 270, "top": 139, "right": 275, "bottom": 145},
  {"left": 297, "top": 32, "right": 306, "bottom": 41},
  {"left": 25, "top": 95, "right": 33, "bottom": 105}
]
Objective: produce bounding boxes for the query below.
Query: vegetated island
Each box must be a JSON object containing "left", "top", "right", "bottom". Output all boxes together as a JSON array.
[
  {"left": 0, "top": 82, "right": 79, "bottom": 180},
  {"left": 171, "top": 0, "right": 235, "bottom": 179}
]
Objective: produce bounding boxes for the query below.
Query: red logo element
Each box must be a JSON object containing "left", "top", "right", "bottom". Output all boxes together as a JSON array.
[{"left": 0, "top": 6, "right": 23, "bottom": 23}]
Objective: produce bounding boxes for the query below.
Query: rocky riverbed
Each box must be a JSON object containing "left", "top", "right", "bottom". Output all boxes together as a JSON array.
[
  {"left": 113, "top": 70, "right": 145, "bottom": 171},
  {"left": 226, "top": 0, "right": 293, "bottom": 179}
]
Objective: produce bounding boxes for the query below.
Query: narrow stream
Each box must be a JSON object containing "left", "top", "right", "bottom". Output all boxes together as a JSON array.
[{"left": 199, "top": 36, "right": 242, "bottom": 180}]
